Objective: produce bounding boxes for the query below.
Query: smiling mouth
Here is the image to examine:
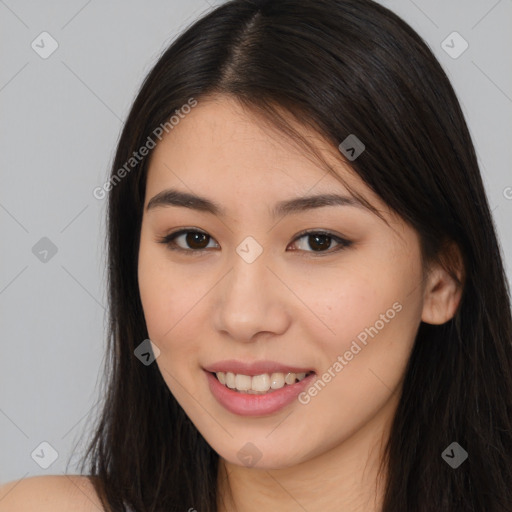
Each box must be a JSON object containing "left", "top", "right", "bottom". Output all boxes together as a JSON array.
[{"left": 210, "top": 370, "right": 315, "bottom": 394}]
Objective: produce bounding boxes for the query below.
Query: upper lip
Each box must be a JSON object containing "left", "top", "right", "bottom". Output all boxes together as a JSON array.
[{"left": 203, "top": 359, "right": 315, "bottom": 376}]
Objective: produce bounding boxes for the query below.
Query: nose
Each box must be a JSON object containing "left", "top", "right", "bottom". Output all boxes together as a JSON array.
[{"left": 213, "top": 251, "right": 291, "bottom": 343}]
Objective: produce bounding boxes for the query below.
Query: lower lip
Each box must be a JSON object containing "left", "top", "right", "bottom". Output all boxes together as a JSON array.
[{"left": 205, "top": 370, "right": 316, "bottom": 417}]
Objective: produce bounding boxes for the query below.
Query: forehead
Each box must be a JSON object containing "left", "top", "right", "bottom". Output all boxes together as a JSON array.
[
  {"left": 142, "top": 97, "right": 409, "bottom": 240},
  {"left": 146, "top": 95, "right": 366, "bottom": 198}
]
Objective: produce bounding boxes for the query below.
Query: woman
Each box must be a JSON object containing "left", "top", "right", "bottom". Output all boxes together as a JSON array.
[{"left": 2, "top": 0, "right": 511, "bottom": 510}]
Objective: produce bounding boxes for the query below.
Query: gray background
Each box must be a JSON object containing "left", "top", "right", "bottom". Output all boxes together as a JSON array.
[{"left": 1, "top": 0, "right": 511, "bottom": 485}]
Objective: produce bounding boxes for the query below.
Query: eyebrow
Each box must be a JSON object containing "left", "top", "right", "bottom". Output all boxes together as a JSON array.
[{"left": 146, "top": 188, "right": 366, "bottom": 218}]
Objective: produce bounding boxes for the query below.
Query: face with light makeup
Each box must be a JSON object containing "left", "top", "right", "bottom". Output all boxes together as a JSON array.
[{"left": 137, "top": 94, "right": 461, "bottom": 469}]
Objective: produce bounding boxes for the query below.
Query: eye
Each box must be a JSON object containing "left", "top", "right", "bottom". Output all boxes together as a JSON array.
[
  {"left": 288, "top": 230, "right": 352, "bottom": 255},
  {"left": 158, "top": 229, "right": 219, "bottom": 254},
  {"left": 157, "top": 228, "right": 352, "bottom": 256}
]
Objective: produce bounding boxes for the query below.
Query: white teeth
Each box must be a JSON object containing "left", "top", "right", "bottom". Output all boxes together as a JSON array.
[
  {"left": 252, "top": 374, "right": 270, "bottom": 392},
  {"left": 225, "top": 372, "right": 236, "bottom": 389},
  {"left": 235, "top": 374, "right": 252, "bottom": 391},
  {"left": 270, "top": 372, "right": 285, "bottom": 389},
  {"left": 284, "top": 372, "right": 296, "bottom": 385},
  {"left": 215, "top": 371, "right": 311, "bottom": 393}
]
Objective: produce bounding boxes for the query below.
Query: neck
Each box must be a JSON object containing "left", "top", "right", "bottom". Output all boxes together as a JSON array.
[{"left": 216, "top": 390, "right": 399, "bottom": 512}]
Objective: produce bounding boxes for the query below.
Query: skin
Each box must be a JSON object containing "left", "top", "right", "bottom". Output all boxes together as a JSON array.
[{"left": 137, "top": 94, "right": 462, "bottom": 512}]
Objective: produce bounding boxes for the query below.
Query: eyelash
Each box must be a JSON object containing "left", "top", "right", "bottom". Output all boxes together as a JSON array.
[{"left": 157, "top": 228, "right": 352, "bottom": 257}]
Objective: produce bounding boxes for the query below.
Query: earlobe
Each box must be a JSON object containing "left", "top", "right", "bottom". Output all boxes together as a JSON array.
[{"left": 421, "top": 245, "right": 464, "bottom": 325}]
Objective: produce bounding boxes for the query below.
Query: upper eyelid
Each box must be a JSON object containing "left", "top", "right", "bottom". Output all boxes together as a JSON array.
[
  {"left": 164, "top": 228, "right": 343, "bottom": 241},
  {"left": 162, "top": 228, "right": 349, "bottom": 250}
]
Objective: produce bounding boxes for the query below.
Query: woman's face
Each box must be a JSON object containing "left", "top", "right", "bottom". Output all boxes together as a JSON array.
[{"left": 138, "top": 95, "right": 427, "bottom": 469}]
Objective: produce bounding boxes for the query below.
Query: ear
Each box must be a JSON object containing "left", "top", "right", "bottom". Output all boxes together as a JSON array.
[{"left": 421, "top": 243, "right": 464, "bottom": 325}]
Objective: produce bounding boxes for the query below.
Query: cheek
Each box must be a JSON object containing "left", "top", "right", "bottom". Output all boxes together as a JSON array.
[
  {"left": 137, "top": 239, "right": 212, "bottom": 364},
  {"left": 302, "top": 252, "right": 422, "bottom": 370},
  {"left": 294, "top": 280, "right": 420, "bottom": 442},
  {"left": 138, "top": 243, "right": 168, "bottom": 339},
  {"left": 137, "top": 238, "right": 188, "bottom": 343},
  {"left": 137, "top": 244, "right": 203, "bottom": 400}
]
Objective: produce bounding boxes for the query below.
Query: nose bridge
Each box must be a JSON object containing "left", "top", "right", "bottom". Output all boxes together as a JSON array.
[
  {"left": 228, "top": 233, "right": 270, "bottom": 296},
  {"left": 233, "top": 242, "right": 269, "bottom": 293},
  {"left": 226, "top": 243, "right": 272, "bottom": 312},
  {"left": 213, "top": 239, "right": 290, "bottom": 341}
]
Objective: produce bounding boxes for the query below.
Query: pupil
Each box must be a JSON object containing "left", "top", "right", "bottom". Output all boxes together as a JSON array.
[
  {"left": 187, "top": 232, "right": 208, "bottom": 249},
  {"left": 309, "top": 234, "right": 331, "bottom": 251},
  {"left": 183, "top": 233, "right": 332, "bottom": 251}
]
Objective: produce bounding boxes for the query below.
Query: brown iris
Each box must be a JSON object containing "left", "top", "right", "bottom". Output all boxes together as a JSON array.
[
  {"left": 185, "top": 232, "right": 210, "bottom": 249},
  {"left": 307, "top": 234, "right": 332, "bottom": 251}
]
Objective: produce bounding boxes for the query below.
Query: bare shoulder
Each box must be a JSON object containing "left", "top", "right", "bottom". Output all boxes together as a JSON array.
[{"left": 0, "top": 474, "right": 105, "bottom": 511}]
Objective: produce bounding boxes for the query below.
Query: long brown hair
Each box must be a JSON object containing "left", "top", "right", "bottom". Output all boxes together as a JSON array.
[{"left": 76, "top": 1, "right": 512, "bottom": 510}]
